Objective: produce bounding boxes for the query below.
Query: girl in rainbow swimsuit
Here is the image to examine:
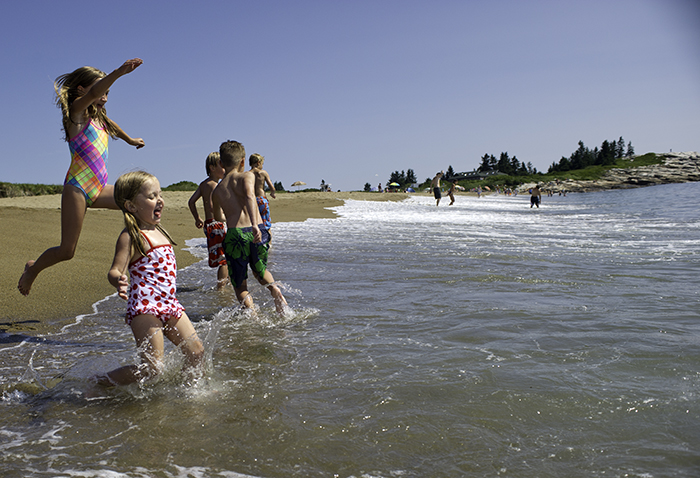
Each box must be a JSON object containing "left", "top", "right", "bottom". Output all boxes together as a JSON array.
[
  {"left": 18, "top": 59, "right": 145, "bottom": 296},
  {"left": 93, "top": 171, "right": 204, "bottom": 386}
]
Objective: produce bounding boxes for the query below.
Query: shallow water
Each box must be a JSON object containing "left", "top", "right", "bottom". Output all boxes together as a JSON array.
[{"left": 2, "top": 182, "right": 699, "bottom": 477}]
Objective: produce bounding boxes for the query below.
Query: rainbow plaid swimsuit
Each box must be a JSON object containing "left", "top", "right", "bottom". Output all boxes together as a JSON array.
[{"left": 64, "top": 118, "right": 109, "bottom": 206}]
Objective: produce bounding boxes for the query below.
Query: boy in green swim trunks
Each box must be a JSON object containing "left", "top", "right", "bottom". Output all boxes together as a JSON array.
[{"left": 212, "top": 140, "right": 287, "bottom": 315}]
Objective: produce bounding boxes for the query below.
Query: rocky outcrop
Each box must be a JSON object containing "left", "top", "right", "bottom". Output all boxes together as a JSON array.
[{"left": 533, "top": 152, "right": 700, "bottom": 193}]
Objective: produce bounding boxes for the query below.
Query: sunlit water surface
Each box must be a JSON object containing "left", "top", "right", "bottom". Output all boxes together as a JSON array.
[{"left": 2, "top": 182, "right": 699, "bottom": 477}]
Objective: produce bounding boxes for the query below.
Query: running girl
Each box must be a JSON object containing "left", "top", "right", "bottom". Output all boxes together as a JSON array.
[
  {"left": 93, "top": 171, "right": 204, "bottom": 386},
  {"left": 18, "top": 58, "right": 145, "bottom": 296}
]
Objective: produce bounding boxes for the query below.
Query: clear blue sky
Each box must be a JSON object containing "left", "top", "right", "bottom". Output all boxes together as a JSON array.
[{"left": 1, "top": 0, "right": 698, "bottom": 191}]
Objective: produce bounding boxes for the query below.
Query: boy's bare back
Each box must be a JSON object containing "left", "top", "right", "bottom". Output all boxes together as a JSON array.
[
  {"left": 199, "top": 178, "right": 222, "bottom": 220},
  {"left": 252, "top": 169, "right": 276, "bottom": 198},
  {"left": 214, "top": 170, "right": 260, "bottom": 229}
]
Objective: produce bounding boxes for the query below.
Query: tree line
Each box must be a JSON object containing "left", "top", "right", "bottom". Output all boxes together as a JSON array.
[
  {"left": 364, "top": 169, "right": 418, "bottom": 191},
  {"left": 478, "top": 153, "right": 538, "bottom": 176},
  {"left": 548, "top": 137, "right": 634, "bottom": 173},
  {"left": 366, "top": 136, "right": 635, "bottom": 190}
]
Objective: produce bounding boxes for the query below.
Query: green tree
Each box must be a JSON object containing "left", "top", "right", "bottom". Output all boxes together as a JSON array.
[
  {"left": 273, "top": 181, "right": 284, "bottom": 191},
  {"left": 527, "top": 162, "right": 537, "bottom": 175},
  {"left": 364, "top": 182, "right": 372, "bottom": 192},
  {"left": 388, "top": 170, "right": 406, "bottom": 186},
  {"left": 497, "top": 152, "right": 513, "bottom": 175},
  {"left": 626, "top": 141, "right": 635, "bottom": 157},
  {"left": 478, "top": 153, "right": 495, "bottom": 172},
  {"left": 478, "top": 154, "right": 489, "bottom": 171},
  {"left": 510, "top": 155, "right": 522, "bottom": 175},
  {"left": 598, "top": 140, "right": 616, "bottom": 166},
  {"left": 616, "top": 137, "right": 625, "bottom": 159},
  {"left": 406, "top": 168, "right": 417, "bottom": 184}
]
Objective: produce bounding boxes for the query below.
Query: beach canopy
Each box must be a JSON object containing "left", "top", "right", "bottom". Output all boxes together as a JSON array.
[
  {"left": 389, "top": 182, "right": 400, "bottom": 187},
  {"left": 291, "top": 181, "right": 306, "bottom": 186}
]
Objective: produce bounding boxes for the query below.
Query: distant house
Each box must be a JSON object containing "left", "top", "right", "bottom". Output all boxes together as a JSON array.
[{"left": 445, "top": 170, "right": 506, "bottom": 181}]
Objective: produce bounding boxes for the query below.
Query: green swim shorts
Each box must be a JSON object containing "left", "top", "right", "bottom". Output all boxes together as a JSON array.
[{"left": 223, "top": 226, "right": 270, "bottom": 288}]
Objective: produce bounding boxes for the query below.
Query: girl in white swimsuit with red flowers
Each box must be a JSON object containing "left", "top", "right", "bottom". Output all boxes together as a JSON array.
[{"left": 92, "top": 171, "right": 204, "bottom": 387}]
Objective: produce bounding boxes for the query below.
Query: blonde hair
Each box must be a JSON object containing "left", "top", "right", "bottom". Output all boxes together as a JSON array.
[
  {"left": 205, "top": 151, "right": 220, "bottom": 176},
  {"left": 249, "top": 153, "right": 264, "bottom": 168},
  {"left": 54, "top": 66, "right": 120, "bottom": 142},
  {"left": 114, "top": 171, "right": 176, "bottom": 258},
  {"left": 219, "top": 140, "right": 246, "bottom": 168}
]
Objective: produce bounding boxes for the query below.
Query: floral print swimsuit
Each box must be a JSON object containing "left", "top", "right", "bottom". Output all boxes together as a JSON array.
[{"left": 125, "top": 232, "right": 184, "bottom": 325}]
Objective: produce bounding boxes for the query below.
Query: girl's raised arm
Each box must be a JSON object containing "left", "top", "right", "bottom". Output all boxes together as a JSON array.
[
  {"left": 70, "top": 58, "right": 143, "bottom": 117},
  {"left": 108, "top": 230, "right": 133, "bottom": 300},
  {"left": 110, "top": 118, "right": 145, "bottom": 149}
]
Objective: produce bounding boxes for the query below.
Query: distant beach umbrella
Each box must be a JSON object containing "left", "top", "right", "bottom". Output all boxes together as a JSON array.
[
  {"left": 388, "top": 182, "right": 400, "bottom": 187},
  {"left": 291, "top": 181, "right": 306, "bottom": 191}
]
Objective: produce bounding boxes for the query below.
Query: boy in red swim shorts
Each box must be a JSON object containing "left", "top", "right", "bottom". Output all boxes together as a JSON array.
[{"left": 188, "top": 151, "right": 229, "bottom": 288}]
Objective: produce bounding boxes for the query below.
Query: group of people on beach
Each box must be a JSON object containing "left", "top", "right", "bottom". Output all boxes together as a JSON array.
[
  {"left": 430, "top": 171, "right": 545, "bottom": 208},
  {"left": 16, "top": 59, "right": 286, "bottom": 387},
  {"left": 430, "top": 171, "right": 457, "bottom": 206}
]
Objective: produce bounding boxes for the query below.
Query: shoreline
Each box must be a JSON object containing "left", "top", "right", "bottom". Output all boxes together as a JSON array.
[
  {"left": 0, "top": 191, "right": 408, "bottom": 325},
  {"left": 4, "top": 149, "right": 699, "bottom": 327}
]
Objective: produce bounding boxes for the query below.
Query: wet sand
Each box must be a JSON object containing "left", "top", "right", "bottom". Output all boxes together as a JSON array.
[{"left": 0, "top": 191, "right": 408, "bottom": 326}]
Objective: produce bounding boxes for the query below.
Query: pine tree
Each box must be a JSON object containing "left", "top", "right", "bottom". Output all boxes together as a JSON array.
[
  {"left": 406, "top": 169, "right": 417, "bottom": 184},
  {"left": 388, "top": 170, "right": 406, "bottom": 186},
  {"left": 478, "top": 153, "right": 492, "bottom": 172},
  {"left": 626, "top": 141, "right": 635, "bottom": 157},
  {"left": 497, "top": 152, "right": 512, "bottom": 175},
  {"left": 598, "top": 140, "right": 616, "bottom": 166},
  {"left": 616, "top": 136, "right": 626, "bottom": 159}
]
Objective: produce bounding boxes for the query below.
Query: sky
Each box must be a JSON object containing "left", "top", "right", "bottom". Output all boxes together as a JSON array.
[{"left": 1, "top": 0, "right": 698, "bottom": 191}]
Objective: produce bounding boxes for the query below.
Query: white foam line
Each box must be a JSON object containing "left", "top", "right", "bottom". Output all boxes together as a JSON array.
[{"left": 60, "top": 293, "right": 118, "bottom": 334}]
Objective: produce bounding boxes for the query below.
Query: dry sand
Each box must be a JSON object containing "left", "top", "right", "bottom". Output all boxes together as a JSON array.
[{"left": 0, "top": 191, "right": 408, "bottom": 327}]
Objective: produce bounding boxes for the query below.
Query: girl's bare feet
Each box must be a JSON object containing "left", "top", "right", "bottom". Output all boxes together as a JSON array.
[{"left": 18, "top": 261, "right": 36, "bottom": 296}]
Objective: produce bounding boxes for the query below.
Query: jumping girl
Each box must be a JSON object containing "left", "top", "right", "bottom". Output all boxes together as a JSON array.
[
  {"left": 93, "top": 171, "right": 204, "bottom": 386},
  {"left": 18, "top": 58, "right": 145, "bottom": 296}
]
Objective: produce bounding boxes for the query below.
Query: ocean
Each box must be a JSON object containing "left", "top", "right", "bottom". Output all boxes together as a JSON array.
[{"left": 1, "top": 182, "right": 699, "bottom": 477}]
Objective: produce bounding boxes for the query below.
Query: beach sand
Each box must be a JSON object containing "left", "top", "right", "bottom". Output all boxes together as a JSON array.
[{"left": 1, "top": 191, "right": 408, "bottom": 326}]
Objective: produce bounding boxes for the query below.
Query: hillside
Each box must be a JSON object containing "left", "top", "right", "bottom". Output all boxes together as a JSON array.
[{"left": 529, "top": 152, "right": 700, "bottom": 193}]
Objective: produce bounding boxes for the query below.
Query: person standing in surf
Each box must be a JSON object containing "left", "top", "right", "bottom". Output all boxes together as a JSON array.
[
  {"left": 188, "top": 151, "right": 229, "bottom": 288},
  {"left": 18, "top": 59, "right": 145, "bottom": 296},
  {"left": 213, "top": 140, "right": 288, "bottom": 315},
  {"left": 530, "top": 184, "right": 542, "bottom": 208},
  {"left": 431, "top": 171, "right": 443, "bottom": 206},
  {"left": 447, "top": 180, "right": 457, "bottom": 206},
  {"left": 249, "top": 153, "right": 277, "bottom": 239}
]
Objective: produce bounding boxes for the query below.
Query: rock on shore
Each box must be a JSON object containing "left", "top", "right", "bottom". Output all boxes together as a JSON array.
[{"left": 528, "top": 151, "right": 700, "bottom": 193}]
